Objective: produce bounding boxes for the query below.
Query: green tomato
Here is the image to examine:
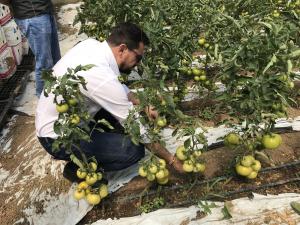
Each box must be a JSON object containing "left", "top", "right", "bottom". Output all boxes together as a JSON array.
[
  {"left": 241, "top": 155, "right": 255, "bottom": 167},
  {"left": 198, "top": 37, "right": 206, "bottom": 45},
  {"left": 56, "top": 103, "right": 69, "bottom": 113},
  {"left": 199, "top": 75, "right": 207, "bottom": 81},
  {"left": 156, "top": 117, "right": 167, "bottom": 127},
  {"left": 68, "top": 98, "right": 78, "bottom": 106},
  {"left": 194, "top": 76, "right": 200, "bottom": 81},
  {"left": 192, "top": 68, "right": 201, "bottom": 76},
  {"left": 262, "top": 133, "right": 282, "bottom": 149},
  {"left": 225, "top": 133, "right": 240, "bottom": 145},
  {"left": 71, "top": 114, "right": 81, "bottom": 124}
]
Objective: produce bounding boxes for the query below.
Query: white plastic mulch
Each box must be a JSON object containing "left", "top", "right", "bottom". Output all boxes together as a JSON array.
[{"left": 92, "top": 193, "right": 300, "bottom": 225}]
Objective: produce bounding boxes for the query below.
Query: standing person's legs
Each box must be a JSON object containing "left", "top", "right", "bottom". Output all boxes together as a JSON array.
[
  {"left": 49, "top": 14, "right": 61, "bottom": 64},
  {"left": 15, "top": 14, "right": 61, "bottom": 97}
]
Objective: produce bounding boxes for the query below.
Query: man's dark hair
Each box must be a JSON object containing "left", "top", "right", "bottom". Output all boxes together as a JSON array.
[{"left": 107, "top": 22, "right": 150, "bottom": 50}]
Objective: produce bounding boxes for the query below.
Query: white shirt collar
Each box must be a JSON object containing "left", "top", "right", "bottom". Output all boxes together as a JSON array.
[{"left": 102, "top": 41, "right": 120, "bottom": 77}]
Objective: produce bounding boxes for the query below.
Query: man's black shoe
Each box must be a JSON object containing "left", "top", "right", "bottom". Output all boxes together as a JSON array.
[{"left": 63, "top": 161, "right": 81, "bottom": 183}]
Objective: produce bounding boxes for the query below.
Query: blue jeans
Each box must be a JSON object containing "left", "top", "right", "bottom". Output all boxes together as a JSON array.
[
  {"left": 15, "top": 14, "right": 61, "bottom": 97},
  {"left": 38, "top": 132, "right": 145, "bottom": 172}
]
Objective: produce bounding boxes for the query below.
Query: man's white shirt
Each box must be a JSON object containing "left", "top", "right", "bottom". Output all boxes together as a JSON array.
[{"left": 35, "top": 39, "right": 147, "bottom": 141}]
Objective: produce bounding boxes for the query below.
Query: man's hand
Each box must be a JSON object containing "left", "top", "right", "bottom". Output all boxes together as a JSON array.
[
  {"left": 145, "top": 105, "right": 158, "bottom": 121},
  {"left": 127, "top": 92, "right": 140, "bottom": 105},
  {"left": 145, "top": 143, "right": 184, "bottom": 174},
  {"left": 127, "top": 91, "right": 158, "bottom": 120}
]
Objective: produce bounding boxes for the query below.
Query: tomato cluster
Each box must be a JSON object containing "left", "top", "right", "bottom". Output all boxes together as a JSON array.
[
  {"left": 175, "top": 146, "right": 206, "bottom": 173},
  {"left": 235, "top": 155, "right": 262, "bottom": 179},
  {"left": 73, "top": 162, "right": 109, "bottom": 205},
  {"left": 138, "top": 157, "right": 170, "bottom": 185},
  {"left": 56, "top": 97, "right": 90, "bottom": 127}
]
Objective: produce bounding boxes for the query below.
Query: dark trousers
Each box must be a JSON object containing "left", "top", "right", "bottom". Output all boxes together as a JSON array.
[{"left": 38, "top": 109, "right": 145, "bottom": 171}]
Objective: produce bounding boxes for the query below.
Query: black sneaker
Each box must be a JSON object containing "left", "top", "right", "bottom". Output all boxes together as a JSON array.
[{"left": 63, "top": 161, "right": 81, "bottom": 183}]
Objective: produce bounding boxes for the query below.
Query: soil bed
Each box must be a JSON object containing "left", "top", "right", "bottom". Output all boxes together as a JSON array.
[{"left": 78, "top": 130, "right": 300, "bottom": 224}]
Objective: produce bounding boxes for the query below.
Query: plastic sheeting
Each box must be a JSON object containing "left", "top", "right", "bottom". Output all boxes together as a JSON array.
[{"left": 92, "top": 193, "right": 300, "bottom": 225}]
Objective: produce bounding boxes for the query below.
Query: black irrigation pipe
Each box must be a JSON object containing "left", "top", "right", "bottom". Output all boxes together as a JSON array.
[
  {"left": 166, "top": 177, "right": 300, "bottom": 209},
  {"left": 114, "top": 159, "right": 300, "bottom": 203}
]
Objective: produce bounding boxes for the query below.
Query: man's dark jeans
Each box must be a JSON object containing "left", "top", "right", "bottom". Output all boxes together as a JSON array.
[{"left": 38, "top": 109, "right": 145, "bottom": 172}]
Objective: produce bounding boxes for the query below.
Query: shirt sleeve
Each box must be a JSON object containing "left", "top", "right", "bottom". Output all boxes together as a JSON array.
[{"left": 122, "top": 84, "right": 130, "bottom": 95}]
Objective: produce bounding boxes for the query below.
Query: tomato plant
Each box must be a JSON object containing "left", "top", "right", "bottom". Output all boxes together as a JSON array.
[
  {"left": 138, "top": 155, "right": 170, "bottom": 185},
  {"left": 72, "top": 0, "right": 300, "bottom": 184},
  {"left": 43, "top": 66, "right": 112, "bottom": 205}
]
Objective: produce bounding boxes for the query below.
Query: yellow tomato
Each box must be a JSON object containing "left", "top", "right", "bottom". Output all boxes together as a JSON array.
[
  {"left": 149, "top": 164, "right": 158, "bottom": 174},
  {"left": 195, "top": 163, "right": 206, "bottom": 172},
  {"left": 163, "top": 168, "right": 169, "bottom": 177},
  {"left": 247, "top": 171, "right": 258, "bottom": 179},
  {"left": 158, "top": 159, "right": 166, "bottom": 168},
  {"left": 155, "top": 170, "right": 166, "bottom": 179},
  {"left": 193, "top": 150, "right": 202, "bottom": 158},
  {"left": 235, "top": 164, "right": 252, "bottom": 177},
  {"left": 183, "top": 161, "right": 194, "bottom": 173},
  {"left": 138, "top": 167, "right": 148, "bottom": 177},
  {"left": 77, "top": 181, "right": 89, "bottom": 190},
  {"left": 97, "top": 172, "right": 103, "bottom": 180},
  {"left": 76, "top": 168, "right": 87, "bottom": 179},
  {"left": 241, "top": 155, "right": 255, "bottom": 167},
  {"left": 86, "top": 193, "right": 101, "bottom": 205},
  {"left": 73, "top": 189, "right": 85, "bottom": 200},
  {"left": 176, "top": 146, "right": 187, "bottom": 161},
  {"left": 89, "top": 162, "right": 98, "bottom": 172},
  {"left": 146, "top": 173, "right": 156, "bottom": 181},
  {"left": 85, "top": 173, "right": 98, "bottom": 185},
  {"left": 157, "top": 177, "right": 169, "bottom": 185},
  {"left": 99, "top": 184, "right": 109, "bottom": 198},
  {"left": 251, "top": 160, "right": 261, "bottom": 171}
]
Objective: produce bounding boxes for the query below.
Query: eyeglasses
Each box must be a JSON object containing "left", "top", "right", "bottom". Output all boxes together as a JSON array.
[{"left": 129, "top": 49, "right": 143, "bottom": 63}]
